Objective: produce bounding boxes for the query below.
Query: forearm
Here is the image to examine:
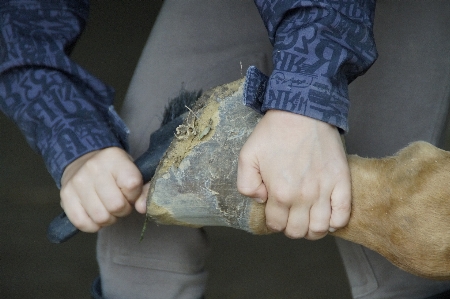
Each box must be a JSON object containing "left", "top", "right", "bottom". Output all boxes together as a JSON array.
[
  {"left": 0, "top": 0, "right": 129, "bottom": 187},
  {"left": 251, "top": 0, "right": 378, "bottom": 131}
]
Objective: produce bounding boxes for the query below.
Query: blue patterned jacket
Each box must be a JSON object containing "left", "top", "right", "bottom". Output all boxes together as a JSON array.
[{"left": 0, "top": 0, "right": 377, "bottom": 187}]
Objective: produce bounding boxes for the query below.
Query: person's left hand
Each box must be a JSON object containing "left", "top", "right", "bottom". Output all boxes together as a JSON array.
[{"left": 60, "top": 147, "right": 148, "bottom": 233}]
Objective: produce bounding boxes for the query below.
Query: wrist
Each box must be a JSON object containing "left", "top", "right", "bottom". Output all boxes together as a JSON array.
[{"left": 61, "top": 150, "right": 100, "bottom": 187}]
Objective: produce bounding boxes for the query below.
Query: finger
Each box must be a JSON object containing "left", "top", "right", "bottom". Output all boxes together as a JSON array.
[
  {"left": 284, "top": 205, "right": 309, "bottom": 239},
  {"left": 329, "top": 177, "right": 352, "bottom": 230},
  {"left": 71, "top": 174, "right": 116, "bottom": 226},
  {"left": 264, "top": 193, "right": 290, "bottom": 232},
  {"left": 115, "top": 162, "right": 143, "bottom": 203},
  {"left": 135, "top": 183, "right": 150, "bottom": 214},
  {"left": 306, "top": 195, "right": 331, "bottom": 240},
  {"left": 95, "top": 173, "right": 133, "bottom": 218},
  {"left": 237, "top": 154, "right": 268, "bottom": 203},
  {"left": 60, "top": 188, "right": 101, "bottom": 233}
]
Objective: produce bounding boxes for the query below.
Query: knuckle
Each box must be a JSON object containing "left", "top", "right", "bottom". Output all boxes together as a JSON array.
[
  {"left": 271, "top": 185, "right": 318, "bottom": 207},
  {"left": 84, "top": 158, "right": 102, "bottom": 173},
  {"left": 309, "top": 217, "right": 330, "bottom": 234},
  {"left": 333, "top": 200, "right": 352, "bottom": 213},
  {"left": 330, "top": 207, "right": 351, "bottom": 229},
  {"left": 305, "top": 232, "right": 327, "bottom": 241},
  {"left": 334, "top": 222, "right": 348, "bottom": 229},
  {"left": 69, "top": 214, "right": 84, "bottom": 229},
  {"left": 266, "top": 221, "right": 284, "bottom": 232},
  {"left": 71, "top": 173, "right": 88, "bottom": 186},
  {"left": 284, "top": 228, "right": 306, "bottom": 239},
  {"left": 270, "top": 189, "right": 293, "bottom": 206},
  {"left": 309, "top": 223, "right": 329, "bottom": 234},
  {"left": 122, "top": 175, "right": 142, "bottom": 190},
  {"left": 108, "top": 199, "right": 128, "bottom": 214},
  {"left": 80, "top": 225, "right": 98, "bottom": 233},
  {"left": 331, "top": 216, "right": 350, "bottom": 229},
  {"left": 298, "top": 185, "right": 319, "bottom": 202},
  {"left": 284, "top": 219, "right": 308, "bottom": 239},
  {"left": 68, "top": 213, "right": 97, "bottom": 233},
  {"left": 91, "top": 209, "right": 112, "bottom": 225}
]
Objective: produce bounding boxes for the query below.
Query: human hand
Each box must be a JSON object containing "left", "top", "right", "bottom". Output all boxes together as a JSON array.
[
  {"left": 237, "top": 110, "right": 351, "bottom": 240},
  {"left": 60, "top": 147, "right": 148, "bottom": 233}
]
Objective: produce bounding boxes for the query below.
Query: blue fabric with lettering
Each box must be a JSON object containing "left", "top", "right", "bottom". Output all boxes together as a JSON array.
[
  {"left": 0, "top": 0, "right": 377, "bottom": 187},
  {"left": 0, "top": 0, "right": 129, "bottom": 187},
  {"left": 250, "top": 0, "right": 378, "bottom": 132}
]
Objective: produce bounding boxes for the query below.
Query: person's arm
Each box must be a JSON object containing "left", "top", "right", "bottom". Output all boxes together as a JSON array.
[
  {"left": 0, "top": 0, "right": 146, "bottom": 232},
  {"left": 238, "top": 0, "right": 378, "bottom": 239}
]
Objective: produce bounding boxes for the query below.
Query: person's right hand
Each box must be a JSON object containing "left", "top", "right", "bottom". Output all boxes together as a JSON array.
[
  {"left": 60, "top": 147, "right": 148, "bottom": 232},
  {"left": 237, "top": 110, "right": 351, "bottom": 240}
]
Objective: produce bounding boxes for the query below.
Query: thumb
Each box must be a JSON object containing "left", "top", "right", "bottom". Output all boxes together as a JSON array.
[
  {"left": 135, "top": 183, "right": 150, "bottom": 214},
  {"left": 237, "top": 155, "right": 268, "bottom": 203},
  {"left": 114, "top": 157, "right": 144, "bottom": 203}
]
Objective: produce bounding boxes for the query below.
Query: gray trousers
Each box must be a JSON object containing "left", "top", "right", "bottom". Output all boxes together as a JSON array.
[{"left": 97, "top": 0, "right": 450, "bottom": 298}]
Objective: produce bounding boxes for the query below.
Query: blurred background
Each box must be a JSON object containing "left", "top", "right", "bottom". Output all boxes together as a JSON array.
[{"left": 0, "top": 1, "right": 351, "bottom": 298}]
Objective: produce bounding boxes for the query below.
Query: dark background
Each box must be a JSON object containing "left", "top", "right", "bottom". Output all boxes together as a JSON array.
[{"left": 0, "top": 2, "right": 351, "bottom": 298}]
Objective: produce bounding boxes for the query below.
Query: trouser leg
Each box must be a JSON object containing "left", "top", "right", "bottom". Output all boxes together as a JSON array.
[
  {"left": 121, "top": 0, "right": 273, "bottom": 159},
  {"left": 339, "top": 1, "right": 450, "bottom": 298},
  {"left": 96, "top": 1, "right": 272, "bottom": 298},
  {"left": 98, "top": 0, "right": 450, "bottom": 298}
]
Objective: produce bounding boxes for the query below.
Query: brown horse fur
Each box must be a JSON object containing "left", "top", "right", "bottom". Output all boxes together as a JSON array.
[
  {"left": 248, "top": 141, "right": 450, "bottom": 279},
  {"left": 147, "top": 80, "right": 450, "bottom": 280}
]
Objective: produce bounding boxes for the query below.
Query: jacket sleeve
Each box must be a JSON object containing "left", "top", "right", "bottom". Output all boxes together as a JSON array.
[
  {"left": 247, "top": 0, "right": 378, "bottom": 132},
  {"left": 0, "top": 0, "right": 129, "bottom": 187}
]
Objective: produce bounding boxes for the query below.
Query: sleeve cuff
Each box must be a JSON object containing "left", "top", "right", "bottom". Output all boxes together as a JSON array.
[
  {"left": 244, "top": 66, "right": 349, "bottom": 132},
  {"left": 45, "top": 105, "right": 130, "bottom": 188}
]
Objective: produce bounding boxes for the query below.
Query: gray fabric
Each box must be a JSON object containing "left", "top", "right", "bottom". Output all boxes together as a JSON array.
[
  {"left": 97, "top": 0, "right": 450, "bottom": 298},
  {"left": 97, "top": 214, "right": 208, "bottom": 299},
  {"left": 97, "top": 1, "right": 272, "bottom": 298},
  {"left": 346, "top": 0, "right": 450, "bottom": 157},
  {"left": 337, "top": 1, "right": 450, "bottom": 298},
  {"left": 121, "top": 0, "right": 273, "bottom": 159}
]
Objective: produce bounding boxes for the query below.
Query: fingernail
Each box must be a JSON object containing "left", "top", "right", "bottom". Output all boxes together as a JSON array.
[
  {"left": 253, "top": 198, "right": 264, "bottom": 204},
  {"left": 329, "top": 227, "right": 337, "bottom": 233},
  {"left": 267, "top": 223, "right": 280, "bottom": 232},
  {"left": 136, "top": 199, "right": 147, "bottom": 214}
]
